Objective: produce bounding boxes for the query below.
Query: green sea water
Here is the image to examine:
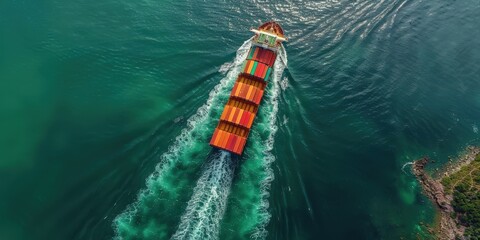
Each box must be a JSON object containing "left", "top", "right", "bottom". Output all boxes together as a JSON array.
[{"left": 1, "top": 0, "right": 480, "bottom": 239}]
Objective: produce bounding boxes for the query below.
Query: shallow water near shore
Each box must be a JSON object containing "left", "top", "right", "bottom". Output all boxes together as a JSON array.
[{"left": 1, "top": 0, "right": 480, "bottom": 239}]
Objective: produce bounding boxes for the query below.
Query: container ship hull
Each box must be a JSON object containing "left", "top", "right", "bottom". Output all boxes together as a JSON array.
[{"left": 210, "top": 21, "right": 287, "bottom": 155}]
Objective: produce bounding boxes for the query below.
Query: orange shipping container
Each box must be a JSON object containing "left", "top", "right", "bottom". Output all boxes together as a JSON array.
[
  {"left": 210, "top": 129, "right": 219, "bottom": 145},
  {"left": 213, "top": 130, "right": 222, "bottom": 146},
  {"left": 235, "top": 109, "right": 243, "bottom": 124}
]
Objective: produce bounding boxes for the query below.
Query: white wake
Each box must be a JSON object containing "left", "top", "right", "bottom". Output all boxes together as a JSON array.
[{"left": 171, "top": 151, "right": 235, "bottom": 240}]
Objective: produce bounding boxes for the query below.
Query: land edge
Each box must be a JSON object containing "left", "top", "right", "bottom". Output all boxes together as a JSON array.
[{"left": 412, "top": 146, "right": 480, "bottom": 239}]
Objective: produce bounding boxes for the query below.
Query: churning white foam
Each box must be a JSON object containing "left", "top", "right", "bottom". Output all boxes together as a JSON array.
[
  {"left": 280, "top": 76, "right": 289, "bottom": 90},
  {"left": 171, "top": 151, "right": 235, "bottom": 240},
  {"left": 219, "top": 62, "right": 234, "bottom": 74}
]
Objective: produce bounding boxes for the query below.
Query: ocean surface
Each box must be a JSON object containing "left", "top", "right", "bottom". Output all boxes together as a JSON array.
[{"left": 1, "top": 0, "right": 480, "bottom": 239}]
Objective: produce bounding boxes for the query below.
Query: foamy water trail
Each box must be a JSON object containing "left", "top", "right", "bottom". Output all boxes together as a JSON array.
[
  {"left": 113, "top": 38, "right": 252, "bottom": 239},
  {"left": 171, "top": 151, "right": 235, "bottom": 240}
]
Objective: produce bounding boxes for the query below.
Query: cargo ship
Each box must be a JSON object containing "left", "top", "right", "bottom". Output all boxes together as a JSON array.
[{"left": 209, "top": 21, "right": 287, "bottom": 155}]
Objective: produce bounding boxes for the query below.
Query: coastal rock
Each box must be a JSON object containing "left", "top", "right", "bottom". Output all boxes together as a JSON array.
[
  {"left": 412, "top": 156, "right": 467, "bottom": 240},
  {"left": 412, "top": 157, "right": 452, "bottom": 212},
  {"left": 411, "top": 146, "right": 480, "bottom": 239}
]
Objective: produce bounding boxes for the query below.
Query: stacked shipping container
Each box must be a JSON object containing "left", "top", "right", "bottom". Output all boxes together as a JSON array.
[{"left": 209, "top": 45, "right": 277, "bottom": 155}]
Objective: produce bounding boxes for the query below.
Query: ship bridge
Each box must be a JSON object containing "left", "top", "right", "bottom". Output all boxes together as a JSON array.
[{"left": 251, "top": 21, "right": 287, "bottom": 48}]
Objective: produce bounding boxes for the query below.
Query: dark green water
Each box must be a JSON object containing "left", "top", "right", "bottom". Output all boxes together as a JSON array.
[{"left": 1, "top": 0, "right": 480, "bottom": 239}]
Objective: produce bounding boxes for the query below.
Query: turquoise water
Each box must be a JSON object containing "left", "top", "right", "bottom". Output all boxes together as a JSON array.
[{"left": 1, "top": 0, "right": 479, "bottom": 239}]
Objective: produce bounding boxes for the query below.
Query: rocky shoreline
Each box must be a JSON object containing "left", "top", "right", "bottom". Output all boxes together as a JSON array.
[{"left": 412, "top": 146, "right": 480, "bottom": 239}]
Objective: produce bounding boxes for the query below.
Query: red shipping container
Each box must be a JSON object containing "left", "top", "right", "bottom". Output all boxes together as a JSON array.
[
  {"left": 264, "top": 51, "right": 270, "bottom": 65},
  {"left": 258, "top": 63, "right": 265, "bottom": 78},
  {"left": 262, "top": 50, "right": 269, "bottom": 63},
  {"left": 223, "top": 132, "right": 231, "bottom": 148},
  {"left": 266, "top": 51, "right": 272, "bottom": 65},
  {"left": 244, "top": 111, "right": 252, "bottom": 128},
  {"left": 259, "top": 48, "right": 265, "bottom": 61},
  {"left": 238, "top": 111, "right": 245, "bottom": 127},
  {"left": 255, "top": 63, "right": 263, "bottom": 78},
  {"left": 228, "top": 134, "right": 238, "bottom": 151},
  {"left": 240, "top": 110, "right": 248, "bottom": 127},
  {"left": 226, "top": 132, "right": 232, "bottom": 149},
  {"left": 245, "top": 109, "right": 252, "bottom": 126},
  {"left": 255, "top": 89, "right": 264, "bottom": 104},
  {"left": 225, "top": 133, "right": 233, "bottom": 151},
  {"left": 262, "top": 50, "right": 267, "bottom": 61},
  {"left": 237, "top": 109, "right": 245, "bottom": 124},
  {"left": 225, "top": 134, "right": 232, "bottom": 151}
]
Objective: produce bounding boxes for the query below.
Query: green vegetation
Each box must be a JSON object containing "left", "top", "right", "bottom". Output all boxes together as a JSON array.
[{"left": 441, "top": 153, "right": 480, "bottom": 239}]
